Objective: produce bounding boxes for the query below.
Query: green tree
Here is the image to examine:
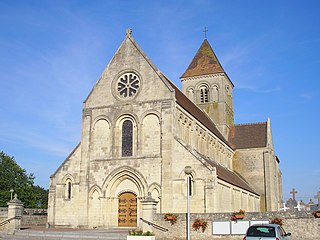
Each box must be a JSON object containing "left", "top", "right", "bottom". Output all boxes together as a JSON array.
[
  {"left": 0, "top": 151, "right": 48, "bottom": 208},
  {"left": 32, "top": 185, "right": 49, "bottom": 209}
]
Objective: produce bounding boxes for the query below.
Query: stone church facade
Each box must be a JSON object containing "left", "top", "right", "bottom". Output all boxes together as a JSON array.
[{"left": 47, "top": 30, "right": 282, "bottom": 228}]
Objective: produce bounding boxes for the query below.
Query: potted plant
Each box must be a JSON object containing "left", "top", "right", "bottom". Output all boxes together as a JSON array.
[
  {"left": 312, "top": 210, "right": 320, "bottom": 218},
  {"left": 192, "top": 218, "right": 208, "bottom": 232},
  {"left": 127, "top": 230, "right": 155, "bottom": 240},
  {"left": 231, "top": 209, "right": 245, "bottom": 220},
  {"left": 164, "top": 213, "right": 178, "bottom": 225},
  {"left": 270, "top": 217, "right": 283, "bottom": 226}
]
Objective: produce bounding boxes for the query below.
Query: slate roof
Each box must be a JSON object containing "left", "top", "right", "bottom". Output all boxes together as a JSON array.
[
  {"left": 229, "top": 122, "right": 267, "bottom": 149},
  {"left": 215, "top": 163, "right": 258, "bottom": 194},
  {"left": 198, "top": 153, "right": 258, "bottom": 195},
  {"left": 181, "top": 39, "right": 225, "bottom": 78}
]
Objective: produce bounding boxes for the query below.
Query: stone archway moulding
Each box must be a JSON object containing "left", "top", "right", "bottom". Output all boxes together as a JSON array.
[
  {"left": 102, "top": 166, "right": 148, "bottom": 199},
  {"left": 88, "top": 185, "right": 103, "bottom": 199}
]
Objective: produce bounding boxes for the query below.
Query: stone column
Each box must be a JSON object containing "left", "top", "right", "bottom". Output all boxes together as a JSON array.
[
  {"left": 206, "top": 168, "right": 217, "bottom": 212},
  {"left": 140, "top": 193, "right": 157, "bottom": 233},
  {"left": 6, "top": 194, "right": 23, "bottom": 234}
]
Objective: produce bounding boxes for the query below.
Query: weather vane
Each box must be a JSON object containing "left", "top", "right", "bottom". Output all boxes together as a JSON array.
[{"left": 203, "top": 26, "right": 208, "bottom": 39}]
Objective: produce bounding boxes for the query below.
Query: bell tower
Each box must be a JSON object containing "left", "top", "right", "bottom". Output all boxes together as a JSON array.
[{"left": 180, "top": 39, "right": 234, "bottom": 139}]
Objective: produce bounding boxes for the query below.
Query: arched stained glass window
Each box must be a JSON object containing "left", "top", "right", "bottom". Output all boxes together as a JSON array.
[{"left": 122, "top": 120, "right": 133, "bottom": 156}]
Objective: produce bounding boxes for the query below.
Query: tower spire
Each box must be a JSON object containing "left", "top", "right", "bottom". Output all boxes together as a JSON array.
[
  {"left": 181, "top": 39, "right": 224, "bottom": 78},
  {"left": 180, "top": 37, "right": 234, "bottom": 139}
]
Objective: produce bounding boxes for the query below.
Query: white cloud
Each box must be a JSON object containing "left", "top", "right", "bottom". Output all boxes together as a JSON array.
[
  {"left": 300, "top": 92, "right": 313, "bottom": 99},
  {"left": 0, "top": 125, "right": 76, "bottom": 157}
]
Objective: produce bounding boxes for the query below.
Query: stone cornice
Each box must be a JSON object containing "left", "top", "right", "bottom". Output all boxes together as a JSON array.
[
  {"left": 180, "top": 73, "right": 226, "bottom": 82},
  {"left": 180, "top": 72, "right": 234, "bottom": 87}
]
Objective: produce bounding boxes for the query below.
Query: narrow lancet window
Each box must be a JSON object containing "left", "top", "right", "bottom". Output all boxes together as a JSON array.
[
  {"left": 122, "top": 120, "right": 133, "bottom": 156},
  {"left": 188, "top": 176, "right": 192, "bottom": 196},
  {"left": 67, "top": 181, "right": 72, "bottom": 199}
]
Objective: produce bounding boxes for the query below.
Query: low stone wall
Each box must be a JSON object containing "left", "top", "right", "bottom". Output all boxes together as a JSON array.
[
  {"left": 0, "top": 214, "right": 46, "bottom": 230},
  {"left": 152, "top": 212, "right": 319, "bottom": 240},
  {"left": 0, "top": 208, "right": 7, "bottom": 218},
  {"left": 23, "top": 208, "right": 47, "bottom": 216},
  {"left": 0, "top": 216, "right": 7, "bottom": 231},
  {"left": 0, "top": 210, "right": 8, "bottom": 232},
  {"left": 21, "top": 215, "right": 47, "bottom": 226},
  {"left": 0, "top": 207, "right": 47, "bottom": 216},
  {"left": 0, "top": 201, "right": 48, "bottom": 234}
]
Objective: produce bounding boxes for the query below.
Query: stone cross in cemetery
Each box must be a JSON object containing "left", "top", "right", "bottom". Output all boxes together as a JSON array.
[
  {"left": 314, "top": 191, "right": 320, "bottom": 205},
  {"left": 294, "top": 201, "right": 302, "bottom": 211},
  {"left": 280, "top": 202, "right": 289, "bottom": 211},
  {"left": 290, "top": 188, "right": 298, "bottom": 201}
]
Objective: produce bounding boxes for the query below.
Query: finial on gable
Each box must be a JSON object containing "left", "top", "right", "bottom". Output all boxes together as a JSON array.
[
  {"left": 203, "top": 26, "right": 208, "bottom": 39},
  {"left": 126, "top": 28, "right": 133, "bottom": 36}
]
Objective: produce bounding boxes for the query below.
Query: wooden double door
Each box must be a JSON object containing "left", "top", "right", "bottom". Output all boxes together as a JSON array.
[{"left": 118, "top": 192, "right": 137, "bottom": 227}]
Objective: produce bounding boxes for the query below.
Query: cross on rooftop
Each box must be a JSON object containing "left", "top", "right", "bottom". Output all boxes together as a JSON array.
[
  {"left": 203, "top": 27, "right": 208, "bottom": 39},
  {"left": 314, "top": 191, "right": 320, "bottom": 204},
  {"left": 290, "top": 188, "right": 298, "bottom": 201}
]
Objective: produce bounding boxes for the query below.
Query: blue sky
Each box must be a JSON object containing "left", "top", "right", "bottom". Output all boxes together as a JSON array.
[{"left": 0, "top": 0, "right": 319, "bottom": 203}]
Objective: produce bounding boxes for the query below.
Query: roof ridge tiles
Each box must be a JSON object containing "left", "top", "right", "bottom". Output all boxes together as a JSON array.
[{"left": 234, "top": 122, "right": 267, "bottom": 126}]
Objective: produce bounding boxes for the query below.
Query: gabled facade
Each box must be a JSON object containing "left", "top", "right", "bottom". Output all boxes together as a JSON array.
[{"left": 48, "top": 31, "right": 281, "bottom": 229}]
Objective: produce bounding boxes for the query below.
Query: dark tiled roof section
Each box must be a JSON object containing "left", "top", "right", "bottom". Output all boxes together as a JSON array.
[
  {"left": 181, "top": 39, "right": 225, "bottom": 78},
  {"left": 199, "top": 153, "right": 258, "bottom": 195},
  {"left": 229, "top": 122, "right": 267, "bottom": 149},
  {"left": 216, "top": 164, "right": 258, "bottom": 194},
  {"left": 161, "top": 73, "right": 232, "bottom": 148}
]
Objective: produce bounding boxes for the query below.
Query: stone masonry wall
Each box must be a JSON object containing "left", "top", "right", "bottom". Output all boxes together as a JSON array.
[
  {"left": 152, "top": 212, "right": 319, "bottom": 240},
  {"left": 0, "top": 208, "right": 8, "bottom": 232},
  {"left": 0, "top": 207, "right": 47, "bottom": 216},
  {"left": 0, "top": 208, "right": 7, "bottom": 217},
  {"left": 21, "top": 215, "right": 47, "bottom": 226},
  {"left": 0, "top": 208, "right": 47, "bottom": 229}
]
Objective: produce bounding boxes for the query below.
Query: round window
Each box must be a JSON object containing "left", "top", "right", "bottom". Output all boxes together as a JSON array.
[{"left": 116, "top": 72, "right": 140, "bottom": 99}]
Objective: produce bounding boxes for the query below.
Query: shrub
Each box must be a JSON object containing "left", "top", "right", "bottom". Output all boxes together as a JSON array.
[{"left": 128, "top": 230, "right": 154, "bottom": 236}]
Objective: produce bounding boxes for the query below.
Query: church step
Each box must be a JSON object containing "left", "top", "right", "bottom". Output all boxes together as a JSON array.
[{"left": 0, "top": 228, "right": 129, "bottom": 240}]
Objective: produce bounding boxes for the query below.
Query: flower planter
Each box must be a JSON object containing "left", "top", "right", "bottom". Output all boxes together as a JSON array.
[
  {"left": 315, "top": 212, "right": 320, "bottom": 218},
  {"left": 234, "top": 214, "right": 244, "bottom": 219},
  {"left": 127, "top": 236, "right": 155, "bottom": 240},
  {"left": 164, "top": 214, "right": 177, "bottom": 225},
  {"left": 192, "top": 218, "right": 208, "bottom": 232}
]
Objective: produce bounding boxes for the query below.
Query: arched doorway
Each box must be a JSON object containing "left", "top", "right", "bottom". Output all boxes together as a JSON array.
[{"left": 118, "top": 192, "right": 137, "bottom": 227}]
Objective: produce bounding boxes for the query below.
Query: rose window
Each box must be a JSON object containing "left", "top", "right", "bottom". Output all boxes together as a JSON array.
[{"left": 117, "top": 72, "right": 140, "bottom": 98}]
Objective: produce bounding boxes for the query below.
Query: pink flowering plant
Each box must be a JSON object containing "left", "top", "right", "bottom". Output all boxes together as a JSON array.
[
  {"left": 192, "top": 218, "right": 208, "bottom": 232},
  {"left": 270, "top": 217, "right": 283, "bottom": 226},
  {"left": 164, "top": 213, "right": 178, "bottom": 225}
]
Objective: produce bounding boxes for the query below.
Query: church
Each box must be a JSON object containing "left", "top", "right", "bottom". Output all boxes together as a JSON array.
[{"left": 47, "top": 29, "right": 283, "bottom": 228}]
